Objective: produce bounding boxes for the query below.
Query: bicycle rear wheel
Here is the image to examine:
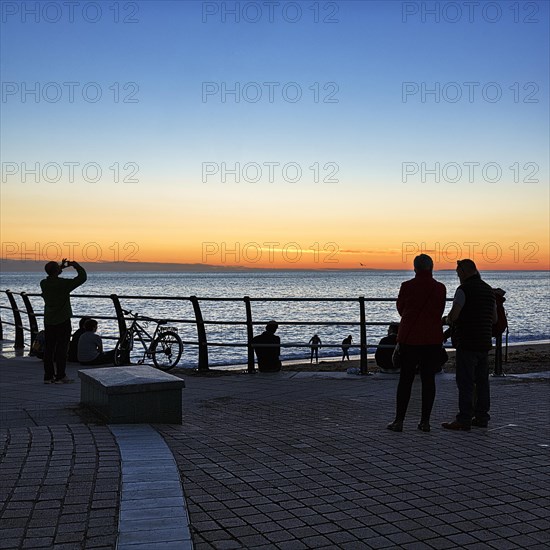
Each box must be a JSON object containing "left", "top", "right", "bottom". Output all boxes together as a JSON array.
[
  {"left": 114, "top": 332, "right": 133, "bottom": 366},
  {"left": 151, "top": 331, "right": 183, "bottom": 371}
]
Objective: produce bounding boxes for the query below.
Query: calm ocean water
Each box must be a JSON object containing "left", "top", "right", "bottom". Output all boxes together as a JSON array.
[{"left": 1, "top": 270, "right": 548, "bottom": 368}]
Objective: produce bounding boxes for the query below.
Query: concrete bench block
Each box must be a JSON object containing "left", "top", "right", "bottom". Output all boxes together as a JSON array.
[{"left": 78, "top": 366, "right": 185, "bottom": 424}]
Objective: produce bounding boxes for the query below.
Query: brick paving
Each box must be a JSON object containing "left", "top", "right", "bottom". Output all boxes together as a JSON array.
[
  {"left": 159, "top": 373, "right": 550, "bottom": 550},
  {"left": 0, "top": 424, "right": 120, "bottom": 549},
  {"left": 1, "top": 352, "right": 549, "bottom": 549}
]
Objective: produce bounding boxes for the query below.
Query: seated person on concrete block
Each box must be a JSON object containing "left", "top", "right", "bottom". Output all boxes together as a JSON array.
[
  {"left": 375, "top": 323, "right": 399, "bottom": 372},
  {"left": 78, "top": 319, "right": 116, "bottom": 365},
  {"left": 252, "top": 320, "right": 282, "bottom": 373}
]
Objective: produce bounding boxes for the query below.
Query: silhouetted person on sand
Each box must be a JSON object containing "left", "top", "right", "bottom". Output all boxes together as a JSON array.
[
  {"left": 341, "top": 335, "right": 352, "bottom": 360},
  {"left": 252, "top": 320, "right": 282, "bottom": 373},
  {"left": 308, "top": 334, "right": 322, "bottom": 363},
  {"left": 375, "top": 323, "right": 399, "bottom": 372},
  {"left": 40, "top": 259, "right": 87, "bottom": 384}
]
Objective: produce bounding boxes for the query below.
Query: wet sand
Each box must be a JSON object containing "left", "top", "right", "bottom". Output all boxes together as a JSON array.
[
  {"left": 283, "top": 342, "right": 549, "bottom": 375},
  {"left": 184, "top": 342, "right": 549, "bottom": 377}
]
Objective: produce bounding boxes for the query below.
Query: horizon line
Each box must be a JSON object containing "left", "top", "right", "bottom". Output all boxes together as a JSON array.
[{"left": 0, "top": 259, "right": 548, "bottom": 273}]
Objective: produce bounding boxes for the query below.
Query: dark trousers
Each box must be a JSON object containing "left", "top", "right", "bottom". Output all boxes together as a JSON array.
[
  {"left": 43, "top": 320, "right": 71, "bottom": 380},
  {"left": 455, "top": 348, "right": 490, "bottom": 425},
  {"left": 395, "top": 344, "right": 440, "bottom": 423},
  {"left": 310, "top": 347, "right": 319, "bottom": 362}
]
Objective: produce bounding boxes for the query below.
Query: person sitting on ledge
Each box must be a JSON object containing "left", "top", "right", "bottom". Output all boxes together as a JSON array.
[
  {"left": 252, "top": 320, "right": 282, "bottom": 373},
  {"left": 78, "top": 319, "right": 116, "bottom": 365},
  {"left": 375, "top": 323, "right": 400, "bottom": 373}
]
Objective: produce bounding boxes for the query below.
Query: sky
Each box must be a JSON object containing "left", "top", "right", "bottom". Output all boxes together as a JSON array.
[{"left": 1, "top": 0, "right": 549, "bottom": 270}]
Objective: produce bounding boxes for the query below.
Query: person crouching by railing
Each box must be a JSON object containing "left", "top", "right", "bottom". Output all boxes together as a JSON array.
[
  {"left": 252, "top": 320, "right": 282, "bottom": 373},
  {"left": 78, "top": 319, "right": 116, "bottom": 366},
  {"left": 375, "top": 323, "right": 400, "bottom": 373}
]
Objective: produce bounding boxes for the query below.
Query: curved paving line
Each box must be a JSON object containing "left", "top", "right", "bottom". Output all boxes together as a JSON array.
[{"left": 110, "top": 425, "right": 193, "bottom": 550}]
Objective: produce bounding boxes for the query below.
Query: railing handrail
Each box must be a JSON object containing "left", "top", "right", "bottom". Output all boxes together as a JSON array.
[
  {"left": 21, "top": 292, "right": 454, "bottom": 302},
  {"left": 1, "top": 289, "right": 454, "bottom": 374}
]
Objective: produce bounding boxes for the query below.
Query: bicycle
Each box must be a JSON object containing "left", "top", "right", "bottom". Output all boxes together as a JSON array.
[{"left": 114, "top": 308, "right": 183, "bottom": 371}]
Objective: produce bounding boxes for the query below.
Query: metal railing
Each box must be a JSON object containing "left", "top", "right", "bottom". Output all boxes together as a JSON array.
[
  {"left": 1, "top": 290, "right": 413, "bottom": 374},
  {"left": 1, "top": 290, "right": 505, "bottom": 375}
]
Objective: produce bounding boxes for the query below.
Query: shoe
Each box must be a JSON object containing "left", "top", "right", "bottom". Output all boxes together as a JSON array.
[
  {"left": 471, "top": 418, "right": 488, "bottom": 428},
  {"left": 442, "top": 421, "right": 470, "bottom": 431},
  {"left": 54, "top": 376, "right": 74, "bottom": 384},
  {"left": 387, "top": 421, "right": 403, "bottom": 432},
  {"left": 417, "top": 421, "right": 431, "bottom": 432},
  {"left": 43, "top": 378, "right": 55, "bottom": 384}
]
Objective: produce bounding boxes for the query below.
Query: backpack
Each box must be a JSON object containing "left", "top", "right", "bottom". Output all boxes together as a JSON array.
[
  {"left": 492, "top": 291, "right": 508, "bottom": 337},
  {"left": 30, "top": 330, "right": 46, "bottom": 359}
]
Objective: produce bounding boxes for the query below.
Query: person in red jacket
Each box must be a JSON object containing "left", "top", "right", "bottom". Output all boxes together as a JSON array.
[{"left": 387, "top": 254, "right": 446, "bottom": 433}]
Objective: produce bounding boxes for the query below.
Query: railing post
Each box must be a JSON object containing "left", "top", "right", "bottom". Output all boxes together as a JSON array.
[
  {"left": 243, "top": 296, "right": 255, "bottom": 373},
  {"left": 493, "top": 333, "right": 505, "bottom": 377},
  {"left": 110, "top": 294, "right": 128, "bottom": 337},
  {"left": 21, "top": 292, "right": 39, "bottom": 352},
  {"left": 110, "top": 294, "right": 129, "bottom": 363},
  {"left": 6, "top": 290, "right": 24, "bottom": 349},
  {"left": 190, "top": 296, "right": 209, "bottom": 372},
  {"left": 359, "top": 296, "right": 368, "bottom": 375}
]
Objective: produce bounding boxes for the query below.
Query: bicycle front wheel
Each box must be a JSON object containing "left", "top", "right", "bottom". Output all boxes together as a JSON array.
[{"left": 151, "top": 331, "right": 183, "bottom": 371}]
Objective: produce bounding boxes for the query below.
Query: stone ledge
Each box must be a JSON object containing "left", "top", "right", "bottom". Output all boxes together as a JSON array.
[
  {"left": 78, "top": 366, "right": 185, "bottom": 424},
  {"left": 78, "top": 366, "right": 185, "bottom": 395}
]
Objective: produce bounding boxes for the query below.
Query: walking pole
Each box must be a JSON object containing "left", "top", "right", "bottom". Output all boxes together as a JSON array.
[{"left": 504, "top": 328, "right": 509, "bottom": 363}]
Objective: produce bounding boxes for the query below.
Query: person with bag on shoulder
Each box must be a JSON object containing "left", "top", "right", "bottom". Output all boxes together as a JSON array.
[
  {"left": 387, "top": 254, "right": 446, "bottom": 433},
  {"left": 441, "top": 259, "right": 497, "bottom": 431}
]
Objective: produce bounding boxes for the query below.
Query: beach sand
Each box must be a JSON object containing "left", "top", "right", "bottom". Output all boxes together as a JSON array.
[
  {"left": 184, "top": 342, "right": 549, "bottom": 376},
  {"left": 282, "top": 342, "right": 549, "bottom": 375}
]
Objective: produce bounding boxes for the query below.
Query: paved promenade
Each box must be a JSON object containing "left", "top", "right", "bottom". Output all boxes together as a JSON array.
[{"left": 1, "top": 352, "right": 549, "bottom": 550}]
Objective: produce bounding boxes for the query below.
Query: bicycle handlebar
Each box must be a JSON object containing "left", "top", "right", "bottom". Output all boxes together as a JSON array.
[{"left": 122, "top": 308, "right": 164, "bottom": 323}]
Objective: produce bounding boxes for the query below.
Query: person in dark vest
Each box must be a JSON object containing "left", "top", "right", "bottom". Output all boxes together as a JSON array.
[
  {"left": 387, "top": 254, "right": 446, "bottom": 433},
  {"left": 252, "top": 320, "right": 282, "bottom": 373},
  {"left": 442, "top": 259, "right": 497, "bottom": 431},
  {"left": 375, "top": 323, "right": 399, "bottom": 372}
]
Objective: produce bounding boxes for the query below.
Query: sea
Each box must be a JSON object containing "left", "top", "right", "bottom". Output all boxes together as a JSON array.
[{"left": 1, "top": 270, "right": 548, "bottom": 369}]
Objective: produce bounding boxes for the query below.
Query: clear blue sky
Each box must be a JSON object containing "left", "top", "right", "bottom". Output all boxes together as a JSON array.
[{"left": 1, "top": 1, "right": 549, "bottom": 268}]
